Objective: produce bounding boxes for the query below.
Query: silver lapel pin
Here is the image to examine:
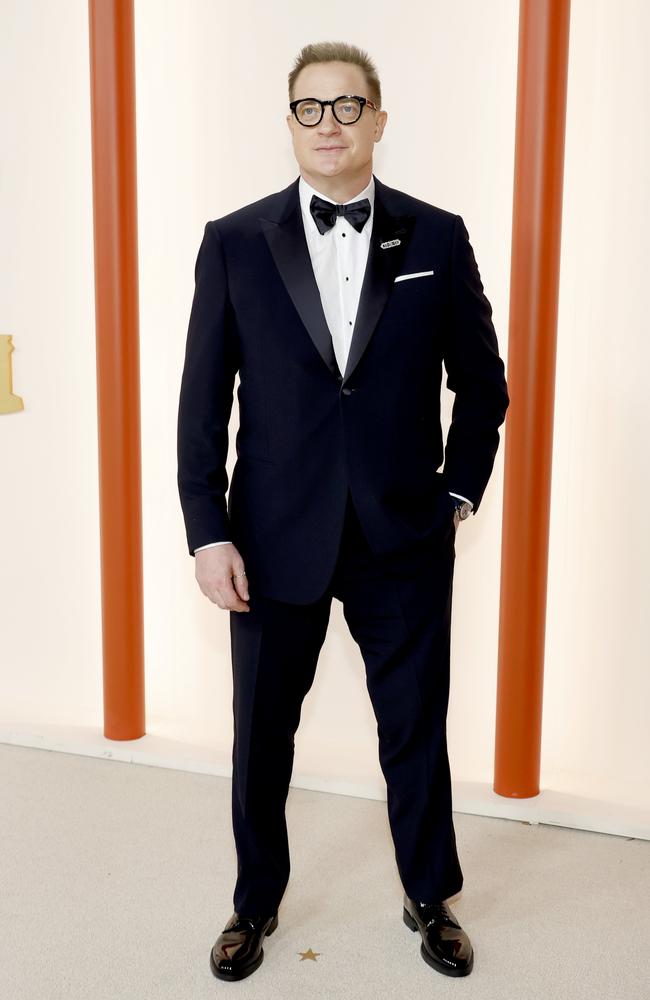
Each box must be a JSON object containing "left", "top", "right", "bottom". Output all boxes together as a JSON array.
[{"left": 380, "top": 239, "right": 401, "bottom": 249}]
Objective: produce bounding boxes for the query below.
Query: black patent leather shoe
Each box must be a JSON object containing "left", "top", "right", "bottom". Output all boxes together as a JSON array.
[
  {"left": 403, "top": 893, "right": 474, "bottom": 976},
  {"left": 209, "top": 911, "right": 279, "bottom": 981}
]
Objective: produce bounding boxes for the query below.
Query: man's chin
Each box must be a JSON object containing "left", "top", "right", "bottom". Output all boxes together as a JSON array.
[{"left": 305, "top": 158, "right": 348, "bottom": 179}]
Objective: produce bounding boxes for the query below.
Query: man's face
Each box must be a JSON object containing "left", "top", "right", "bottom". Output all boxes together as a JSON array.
[{"left": 286, "top": 61, "right": 387, "bottom": 187}]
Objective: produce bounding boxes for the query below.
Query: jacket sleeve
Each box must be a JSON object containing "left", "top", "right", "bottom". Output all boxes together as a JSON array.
[
  {"left": 177, "top": 221, "right": 239, "bottom": 556},
  {"left": 441, "top": 214, "right": 510, "bottom": 514}
]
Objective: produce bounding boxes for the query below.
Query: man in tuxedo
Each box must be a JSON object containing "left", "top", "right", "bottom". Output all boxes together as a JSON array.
[{"left": 177, "top": 41, "right": 509, "bottom": 983}]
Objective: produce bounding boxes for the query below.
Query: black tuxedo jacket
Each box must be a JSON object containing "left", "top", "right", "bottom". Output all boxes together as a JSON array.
[{"left": 177, "top": 174, "right": 509, "bottom": 603}]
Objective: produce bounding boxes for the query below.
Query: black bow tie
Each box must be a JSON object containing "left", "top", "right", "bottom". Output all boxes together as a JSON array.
[{"left": 309, "top": 194, "right": 372, "bottom": 235}]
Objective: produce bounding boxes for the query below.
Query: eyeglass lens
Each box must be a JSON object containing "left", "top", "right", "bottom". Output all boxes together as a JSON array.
[{"left": 295, "top": 97, "right": 362, "bottom": 126}]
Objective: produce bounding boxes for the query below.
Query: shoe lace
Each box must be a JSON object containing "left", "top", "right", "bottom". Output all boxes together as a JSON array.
[{"left": 418, "top": 902, "right": 458, "bottom": 930}]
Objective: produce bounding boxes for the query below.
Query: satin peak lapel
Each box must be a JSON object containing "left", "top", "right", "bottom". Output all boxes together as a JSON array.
[
  {"left": 260, "top": 184, "right": 340, "bottom": 380},
  {"left": 343, "top": 187, "right": 415, "bottom": 383}
]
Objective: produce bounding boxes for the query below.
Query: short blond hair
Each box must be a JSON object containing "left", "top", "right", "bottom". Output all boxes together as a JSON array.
[{"left": 288, "top": 41, "right": 382, "bottom": 108}]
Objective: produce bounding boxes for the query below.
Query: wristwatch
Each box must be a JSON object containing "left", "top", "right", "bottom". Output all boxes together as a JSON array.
[{"left": 451, "top": 497, "right": 474, "bottom": 521}]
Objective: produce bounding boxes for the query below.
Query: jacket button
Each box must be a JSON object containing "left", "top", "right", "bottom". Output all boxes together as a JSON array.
[{"left": 342, "top": 387, "right": 353, "bottom": 395}]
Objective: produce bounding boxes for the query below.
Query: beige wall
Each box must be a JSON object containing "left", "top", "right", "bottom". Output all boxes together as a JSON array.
[{"left": 1, "top": 0, "right": 648, "bottom": 827}]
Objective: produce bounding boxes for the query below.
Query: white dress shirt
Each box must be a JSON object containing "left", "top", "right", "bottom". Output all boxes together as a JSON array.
[
  {"left": 194, "top": 176, "right": 471, "bottom": 552},
  {"left": 298, "top": 173, "right": 375, "bottom": 377}
]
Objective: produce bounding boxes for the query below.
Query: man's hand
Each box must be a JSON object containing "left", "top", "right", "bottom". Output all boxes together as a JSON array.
[{"left": 195, "top": 543, "right": 250, "bottom": 611}]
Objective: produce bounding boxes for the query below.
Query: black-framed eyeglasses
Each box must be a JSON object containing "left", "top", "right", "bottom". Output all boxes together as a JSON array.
[{"left": 289, "top": 94, "right": 378, "bottom": 127}]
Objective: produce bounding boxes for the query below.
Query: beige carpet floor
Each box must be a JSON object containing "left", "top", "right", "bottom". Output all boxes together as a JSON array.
[{"left": 1, "top": 742, "right": 648, "bottom": 1000}]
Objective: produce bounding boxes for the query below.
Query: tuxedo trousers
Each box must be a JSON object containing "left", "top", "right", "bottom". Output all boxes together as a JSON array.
[{"left": 228, "top": 487, "right": 464, "bottom": 916}]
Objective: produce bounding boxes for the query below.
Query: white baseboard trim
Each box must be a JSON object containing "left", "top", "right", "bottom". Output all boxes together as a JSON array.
[{"left": 1, "top": 723, "right": 647, "bottom": 841}]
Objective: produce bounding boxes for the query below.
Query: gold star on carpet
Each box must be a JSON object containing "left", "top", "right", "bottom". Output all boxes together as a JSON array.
[{"left": 298, "top": 948, "right": 321, "bottom": 961}]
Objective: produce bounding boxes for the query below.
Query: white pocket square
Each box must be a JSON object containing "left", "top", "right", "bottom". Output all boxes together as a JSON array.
[{"left": 394, "top": 270, "right": 435, "bottom": 283}]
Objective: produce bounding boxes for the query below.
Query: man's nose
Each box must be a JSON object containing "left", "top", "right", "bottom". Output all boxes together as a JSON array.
[{"left": 317, "top": 105, "right": 341, "bottom": 133}]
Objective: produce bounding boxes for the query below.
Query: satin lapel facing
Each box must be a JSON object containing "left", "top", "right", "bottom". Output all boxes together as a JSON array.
[
  {"left": 343, "top": 195, "right": 415, "bottom": 384},
  {"left": 260, "top": 204, "right": 341, "bottom": 380},
  {"left": 259, "top": 180, "right": 415, "bottom": 385}
]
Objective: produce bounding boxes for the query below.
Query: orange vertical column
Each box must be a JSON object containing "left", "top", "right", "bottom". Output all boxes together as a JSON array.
[
  {"left": 494, "top": 0, "right": 571, "bottom": 796},
  {"left": 88, "top": 0, "right": 145, "bottom": 739}
]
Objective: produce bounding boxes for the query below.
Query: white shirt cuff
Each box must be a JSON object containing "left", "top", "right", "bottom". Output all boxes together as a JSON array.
[{"left": 448, "top": 492, "right": 474, "bottom": 507}]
